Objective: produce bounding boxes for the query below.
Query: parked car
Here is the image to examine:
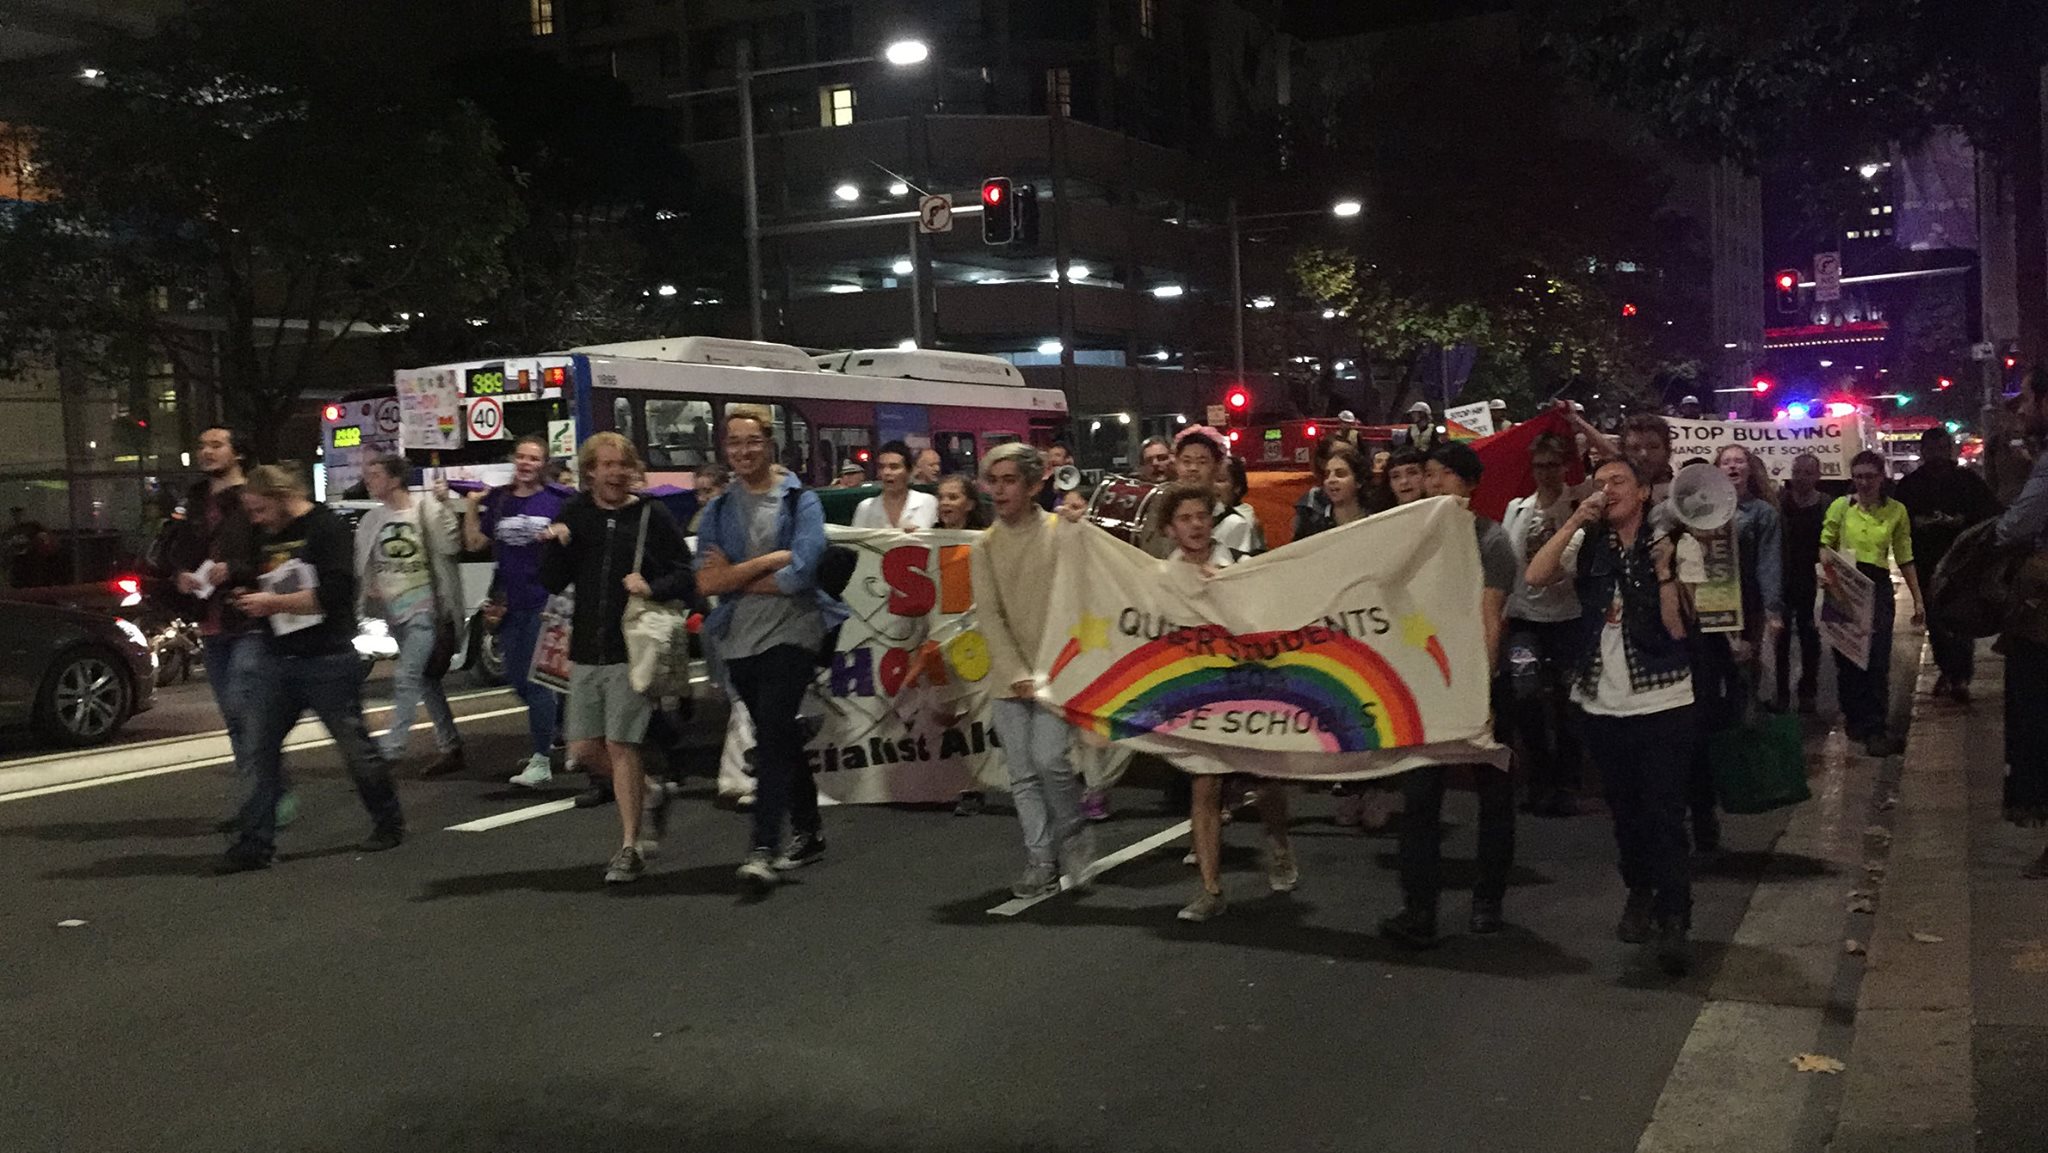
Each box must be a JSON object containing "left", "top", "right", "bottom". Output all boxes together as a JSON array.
[{"left": 0, "top": 599, "right": 158, "bottom": 746}]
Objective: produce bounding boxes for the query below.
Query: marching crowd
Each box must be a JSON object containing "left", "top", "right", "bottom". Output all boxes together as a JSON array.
[{"left": 152, "top": 370, "right": 2048, "bottom": 975}]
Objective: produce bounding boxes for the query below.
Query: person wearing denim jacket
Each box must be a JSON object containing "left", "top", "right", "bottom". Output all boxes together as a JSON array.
[
  {"left": 696, "top": 405, "right": 847, "bottom": 889},
  {"left": 1528, "top": 457, "right": 1699, "bottom": 977}
]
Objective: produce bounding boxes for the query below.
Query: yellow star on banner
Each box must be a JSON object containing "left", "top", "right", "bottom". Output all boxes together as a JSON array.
[
  {"left": 1072, "top": 612, "right": 1111, "bottom": 653},
  {"left": 1398, "top": 612, "right": 1436, "bottom": 650}
]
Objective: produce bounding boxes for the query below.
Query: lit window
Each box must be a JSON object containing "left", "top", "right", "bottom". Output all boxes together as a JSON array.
[
  {"left": 1139, "top": 0, "right": 1157, "bottom": 39},
  {"left": 820, "top": 85, "right": 856, "bottom": 128},
  {"left": 1046, "top": 68, "right": 1072, "bottom": 118},
  {"left": 530, "top": 0, "right": 553, "bottom": 36}
]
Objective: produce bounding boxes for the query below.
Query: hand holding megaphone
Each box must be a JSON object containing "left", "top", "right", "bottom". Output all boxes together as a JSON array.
[{"left": 1052, "top": 464, "right": 1082, "bottom": 493}]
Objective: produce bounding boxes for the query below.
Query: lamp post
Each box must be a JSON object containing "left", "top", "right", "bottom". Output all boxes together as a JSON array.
[
  {"left": 672, "top": 38, "right": 930, "bottom": 340},
  {"left": 1228, "top": 198, "right": 1363, "bottom": 381}
]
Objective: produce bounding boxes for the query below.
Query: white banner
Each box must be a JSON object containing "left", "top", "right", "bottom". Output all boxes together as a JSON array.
[
  {"left": 1445, "top": 400, "right": 1496, "bottom": 440},
  {"left": 1665, "top": 415, "right": 1872, "bottom": 481},
  {"left": 1037, "top": 498, "right": 1505, "bottom": 780},
  {"left": 398, "top": 368, "right": 464, "bottom": 451}
]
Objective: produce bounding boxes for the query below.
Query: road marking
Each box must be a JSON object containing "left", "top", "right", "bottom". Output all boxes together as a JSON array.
[
  {"left": 445, "top": 799, "right": 578, "bottom": 832},
  {"left": 0, "top": 687, "right": 515, "bottom": 772},
  {"left": 0, "top": 706, "right": 531, "bottom": 804},
  {"left": 986, "top": 819, "right": 1192, "bottom": 917}
]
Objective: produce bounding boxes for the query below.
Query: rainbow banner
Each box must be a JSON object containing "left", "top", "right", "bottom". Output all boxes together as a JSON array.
[{"left": 1038, "top": 498, "right": 1505, "bottom": 779}]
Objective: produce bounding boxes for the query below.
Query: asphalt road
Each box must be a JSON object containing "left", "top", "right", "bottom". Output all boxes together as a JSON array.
[{"left": 0, "top": 665, "right": 1842, "bottom": 1153}]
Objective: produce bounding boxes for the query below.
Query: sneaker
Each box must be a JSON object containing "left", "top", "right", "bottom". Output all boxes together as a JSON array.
[
  {"left": 1011, "top": 862, "right": 1059, "bottom": 899},
  {"left": 1379, "top": 907, "right": 1439, "bottom": 950},
  {"left": 1469, "top": 898, "right": 1504, "bottom": 935},
  {"left": 737, "top": 849, "right": 780, "bottom": 887},
  {"left": 774, "top": 832, "right": 827, "bottom": 871},
  {"left": 603, "top": 845, "right": 643, "bottom": 884},
  {"left": 1616, "top": 889, "right": 1654, "bottom": 944},
  {"left": 1080, "top": 787, "right": 1111, "bottom": 823},
  {"left": 644, "top": 781, "right": 673, "bottom": 845},
  {"left": 1653, "top": 917, "right": 1692, "bottom": 976},
  {"left": 275, "top": 791, "right": 300, "bottom": 829},
  {"left": 357, "top": 826, "right": 405, "bottom": 854},
  {"left": 1059, "top": 826, "right": 1098, "bottom": 889},
  {"left": 1182, "top": 849, "right": 1199, "bottom": 866},
  {"left": 572, "top": 780, "right": 614, "bottom": 809},
  {"left": 1177, "top": 888, "right": 1227, "bottom": 922},
  {"left": 952, "top": 790, "right": 986, "bottom": 817},
  {"left": 1264, "top": 840, "right": 1299, "bottom": 893},
  {"left": 509, "top": 756, "right": 554, "bottom": 789},
  {"left": 422, "top": 747, "right": 467, "bottom": 777}
]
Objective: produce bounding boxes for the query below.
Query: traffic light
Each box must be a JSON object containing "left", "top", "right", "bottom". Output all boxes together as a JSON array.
[
  {"left": 980, "top": 178, "right": 1040, "bottom": 248},
  {"left": 1225, "top": 385, "right": 1250, "bottom": 424},
  {"left": 1937, "top": 376, "right": 1954, "bottom": 391},
  {"left": 981, "top": 179, "right": 1013, "bottom": 245},
  {"left": 1620, "top": 302, "right": 1638, "bottom": 318},
  {"left": 1752, "top": 377, "right": 1773, "bottom": 394},
  {"left": 1774, "top": 270, "right": 1801, "bottom": 315}
]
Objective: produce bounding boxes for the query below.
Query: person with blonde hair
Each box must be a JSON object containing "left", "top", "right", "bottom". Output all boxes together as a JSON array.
[
  {"left": 219, "top": 464, "right": 405, "bottom": 872},
  {"left": 539, "top": 431, "right": 695, "bottom": 884}
]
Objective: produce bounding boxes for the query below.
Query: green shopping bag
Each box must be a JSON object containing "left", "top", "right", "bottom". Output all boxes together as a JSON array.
[{"left": 1710, "top": 712, "right": 1811, "bottom": 815}]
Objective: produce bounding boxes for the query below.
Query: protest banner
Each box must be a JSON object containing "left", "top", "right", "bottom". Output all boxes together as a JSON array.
[
  {"left": 1664, "top": 415, "right": 1872, "bottom": 481},
  {"left": 530, "top": 593, "right": 575, "bottom": 692},
  {"left": 713, "top": 527, "right": 1003, "bottom": 806},
  {"left": 1445, "top": 400, "right": 1496, "bottom": 440},
  {"left": 1819, "top": 548, "right": 1875, "bottom": 669},
  {"left": 1038, "top": 497, "right": 1504, "bottom": 780},
  {"left": 397, "top": 368, "right": 463, "bottom": 451},
  {"left": 1681, "top": 526, "right": 1745, "bottom": 634}
]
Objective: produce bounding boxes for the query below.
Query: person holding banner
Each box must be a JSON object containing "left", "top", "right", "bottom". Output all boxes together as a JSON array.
[
  {"left": 1379, "top": 443, "right": 1519, "bottom": 947},
  {"left": 935, "top": 474, "right": 990, "bottom": 532},
  {"left": 539, "top": 433, "right": 695, "bottom": 884},
  {"left": 1526, "top": 458, "right": 1699, "bottom": 976},
  {"left": 1821, "top": 451, "right": 1923, "bottom": 758},
  {"left": 462, "top": 434, "right": 570, "bottom": 789},
  {"left": 696, "top": 406, "right": 843, "bottom": 890},
  {"left": 852, "top": 441, "right": 939, "bottom": 531},
  {"left": 1294, "top": 442, "right": 1374, "bottom": 539},
  {"left": 968, "top": 443, "right": 1097, "bottom": 899}
]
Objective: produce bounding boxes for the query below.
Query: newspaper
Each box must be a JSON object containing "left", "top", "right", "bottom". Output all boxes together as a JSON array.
[{"left": 259, "top": 558, "right": 325, "bottom": 636}]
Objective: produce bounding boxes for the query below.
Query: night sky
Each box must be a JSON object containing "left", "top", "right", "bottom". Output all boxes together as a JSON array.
[{"left": 1281, "top": 0, "right": 1517, "bottom": 38}]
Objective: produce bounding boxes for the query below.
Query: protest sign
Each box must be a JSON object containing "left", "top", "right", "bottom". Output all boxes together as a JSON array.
[
  {"left": 1819, "top": 548, "right": 1875, "bottom": 669},
  {"left": 1664, "top": 416, "right": 1872, "bottom": 481},
  {"left": 530, "top": 593, "right": 575, "bottom": 692},
  {"left": 397, "top": 369, "right": 464, "bottom": 451},
  {"left": 1445, "top": 401, "right": 1496, "bottom": 440},
  {"left": 1038, "top": 498, "right": 1504, "bottom": 780}
]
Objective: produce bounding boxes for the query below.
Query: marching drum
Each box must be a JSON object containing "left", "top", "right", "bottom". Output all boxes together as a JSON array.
[{"left": 1086, "top": 475, "right": 1167, "bottom": 544}]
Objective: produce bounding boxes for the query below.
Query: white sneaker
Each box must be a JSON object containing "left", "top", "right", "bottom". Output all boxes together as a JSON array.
[{"left": 508, "top": 756, "right": 553, "bottom": 789}]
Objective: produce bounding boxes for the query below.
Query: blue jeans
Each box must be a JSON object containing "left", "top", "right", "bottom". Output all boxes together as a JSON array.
[
  {"left": 200, "top": 632, "right": 262, "bottom": 774},
  {"left": 232, "top": 647, "right": 403, "bottom": 859},
  {"left": 497, "top": 607, "right": 560, "bottom": 758},
  {"left": 991, "top": 698, "right": 1083, "bottom": 867},
  {"left": 381, "top": 615, "right": 460, "bottom": 761},
  {"left": 726, "top": 645, "right": 821, "bottom": 853}
]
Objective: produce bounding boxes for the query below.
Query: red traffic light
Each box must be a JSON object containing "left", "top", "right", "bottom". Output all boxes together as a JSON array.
[
  {"left": 1620, "top": 302, "right": 1638, "bottom": 318},
  {"left": 1752, "top": 378, "right": 1772, "bottom": 394},
  {"left": 1776, "top": 272, "right": 1798, "bottom": 291},
  {"left": 2006, "top": 357, "right": 2020, "bottom": 370},
  {"left": 982, "top": 180, "right": 1006, "bottom": 208},
  {"left": 323, "top": 404, "right": 343, "bottom": 422},
  {"left": 1305, "top": 423, "right": 1318, "bottom": 440},
  {"left": 1937, "top": 376, "right": 1953, "bottom": 390},
  {"left": 1226, "top": 387, "right": 1250, "bottom": 411}
]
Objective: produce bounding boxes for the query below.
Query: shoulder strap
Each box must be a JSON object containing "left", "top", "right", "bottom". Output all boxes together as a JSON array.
[{"left": 632, "top": 498, "right": 650, "bottom": 576}]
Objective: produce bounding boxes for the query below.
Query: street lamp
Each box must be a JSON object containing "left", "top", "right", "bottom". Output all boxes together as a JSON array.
[
  {"left": 1228, "top": 196, "right": 1362, "bottom": 379},
  {"left": 671, "top": 37, "right": 931, "bottom": 338}
]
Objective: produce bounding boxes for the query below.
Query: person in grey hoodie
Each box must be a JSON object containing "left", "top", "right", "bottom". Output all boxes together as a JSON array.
[{"left": 355, "top": 454, "right": 466, "bottom": 776}]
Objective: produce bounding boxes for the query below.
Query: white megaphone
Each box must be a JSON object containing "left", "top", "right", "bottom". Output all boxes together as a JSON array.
[
  {"left": 1665, "top": 463, "right": 1738, "bottom": 533},
  {"left": 1052, "top": 463, "right": 1082, "bottom": 493}
]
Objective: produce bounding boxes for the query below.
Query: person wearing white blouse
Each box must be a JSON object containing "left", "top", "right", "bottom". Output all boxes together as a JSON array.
[{"left": 851, "top": 440, "right": 938, "bottom": 531}]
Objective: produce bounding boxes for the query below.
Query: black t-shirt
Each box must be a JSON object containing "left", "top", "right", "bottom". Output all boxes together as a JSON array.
[
  {"left": 1894, "top": 461, "right": 1999, "bottom": 564},
  {"left": 254, "top": 504, "right": 359, "bottom": 658}
]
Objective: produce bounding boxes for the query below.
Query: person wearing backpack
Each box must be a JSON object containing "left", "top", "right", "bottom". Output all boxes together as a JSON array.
[
  {"left": 1996, "top": 370, "right": 2048, "bottom": 872},
  {"left": 695, "top": 404, "right": 846, "bottom": 891},
  {"left": 1896, "top": 427, "right": 1999, "bottom": 703}
]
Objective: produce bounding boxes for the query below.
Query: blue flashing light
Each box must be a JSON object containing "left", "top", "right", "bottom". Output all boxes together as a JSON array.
[{"left": 1785, "top": 402, "right": 1811, "bottom": 421}]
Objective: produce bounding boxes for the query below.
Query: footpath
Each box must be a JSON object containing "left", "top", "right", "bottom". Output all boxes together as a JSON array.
[{"left": 1635, "top": 637, "right": 2046, "bottom": 1152}]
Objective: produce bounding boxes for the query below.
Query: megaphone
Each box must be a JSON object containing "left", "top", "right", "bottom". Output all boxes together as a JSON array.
[
  {"left": 1666, "top": 462, "right": 1738, "bottom": 533},
  {"left": 1052, "top": 464, "right": 1082, "bottom": 493}
]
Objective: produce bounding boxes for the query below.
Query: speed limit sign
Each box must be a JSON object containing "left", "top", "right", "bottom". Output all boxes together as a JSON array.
[{"left": 466, "top": 396, "right": 505, "bottom": 442}]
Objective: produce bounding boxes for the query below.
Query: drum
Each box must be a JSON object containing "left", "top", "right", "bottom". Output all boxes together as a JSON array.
[{"left": 1086, "top": 475, "right": 1166, "bottom": 544}]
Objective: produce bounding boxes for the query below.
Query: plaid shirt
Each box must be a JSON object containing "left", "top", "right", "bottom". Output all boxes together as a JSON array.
[{"left": 1573, "top": 526, "right": 1692, "bottom": 696}]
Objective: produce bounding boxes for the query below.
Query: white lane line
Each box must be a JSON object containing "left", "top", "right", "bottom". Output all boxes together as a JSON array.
[
  {"left": 0, "top": 687, "right": 515, "bottom": 773},
  {"left": 0, "top": 705, "right": 532, "bottom": 804},
  {"left": 445, "top": 799, "right": 578, "bottom": 832},
  {"left": 986, "top": 819, "right": 1192, "bottom": 918}
]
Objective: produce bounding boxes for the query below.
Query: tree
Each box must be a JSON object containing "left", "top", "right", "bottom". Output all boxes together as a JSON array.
[
  {"left": 1543, "top": 0, "right": 2048, "bottom": 355},
  {"left": 0, "top": 1, "right": 521, "bottom": 458}
]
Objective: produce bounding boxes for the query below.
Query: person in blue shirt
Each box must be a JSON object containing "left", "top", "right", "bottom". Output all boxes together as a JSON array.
[{"left": 695, "top": 404, "right": 846, "bottom": 890}]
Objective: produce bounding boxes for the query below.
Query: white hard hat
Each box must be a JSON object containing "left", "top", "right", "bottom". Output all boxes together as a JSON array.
[
  {"left": 1408, "top": 401, "right": 1431, "bottom": 414},
  {"left": 1488, "top": 399, "right": 1507, "bottom": 410},
  {"left": 1571, "top": 401, "right": 1586, "bottom": 413},
  {"left": 1336, "top": 409, "right": 1357, "bottom": 424},
  {"left": 1680, "top": 394, "right": 1700, "bottom": 406}
]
